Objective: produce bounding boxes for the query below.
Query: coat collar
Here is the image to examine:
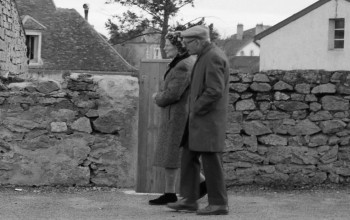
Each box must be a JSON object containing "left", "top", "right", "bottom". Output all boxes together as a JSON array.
[
  {"left": 164, "top": 52, "right": 190, "bottom": 79},
  {"left": 197, "top": 42, "right": 214, "bottom": 59}
]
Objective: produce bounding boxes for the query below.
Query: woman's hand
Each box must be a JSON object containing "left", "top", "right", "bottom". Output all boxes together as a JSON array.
[{"left": 152, "top": 93, "right": 157, "bottom": 102}]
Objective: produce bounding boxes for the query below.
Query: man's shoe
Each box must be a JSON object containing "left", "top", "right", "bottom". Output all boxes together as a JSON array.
[
  {"left": 149, "top": 193, "right": 177, "bottom": 205},
  {"left": 167, "top": 198, "right": 198, "bottom": 212},
  {"left": 196, "top": 205, "right": 229, "bottom": 215}
]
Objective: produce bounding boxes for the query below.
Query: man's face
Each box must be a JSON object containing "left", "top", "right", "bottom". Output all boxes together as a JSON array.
[{"left": 182, "top": 38, "right": 199, "bottom": 55}]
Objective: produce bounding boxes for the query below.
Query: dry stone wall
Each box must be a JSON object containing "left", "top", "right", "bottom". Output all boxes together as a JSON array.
[
  {"left": 0, "top": 0, "right": 28, "bottom": 77},
  {"left": 225, "top": 70, "right": 350, "bottom": 186},
  {"left": 0, "top": 73, "right": 138, "bottom": 187}
]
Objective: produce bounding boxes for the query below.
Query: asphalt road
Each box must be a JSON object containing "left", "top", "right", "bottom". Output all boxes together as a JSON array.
[{"left": 0, "top": 185, "right": 349, "bottom": 220}]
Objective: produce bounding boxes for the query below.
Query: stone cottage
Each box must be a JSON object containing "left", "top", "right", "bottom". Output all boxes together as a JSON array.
[{"left": 16, "top": 0, "right": 136, "bottom": 81}]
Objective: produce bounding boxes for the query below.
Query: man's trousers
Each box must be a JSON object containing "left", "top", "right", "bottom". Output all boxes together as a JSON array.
[{"left": 179, "top": 144, "right": 228, "bottom": 205}]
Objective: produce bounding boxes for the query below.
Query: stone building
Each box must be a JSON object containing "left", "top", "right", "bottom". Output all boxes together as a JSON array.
[
  {"left": 0, "top": 0, "right": 28, "bottom": 77},
  {"left": 15, "top": 0, "right": 136, "bottom": 81},
  {"left": 114, "top": 27, "right": 162, "bottom": 68}
]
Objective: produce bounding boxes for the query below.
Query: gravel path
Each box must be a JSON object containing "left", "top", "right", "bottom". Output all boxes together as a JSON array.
[{"left": 0, "top": 184, "right": 349, "bottom": 220}]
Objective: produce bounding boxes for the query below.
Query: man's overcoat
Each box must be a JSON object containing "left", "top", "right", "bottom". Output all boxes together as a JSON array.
[{"left": 188, "top": 43, "right": 230, "bottom": 152}]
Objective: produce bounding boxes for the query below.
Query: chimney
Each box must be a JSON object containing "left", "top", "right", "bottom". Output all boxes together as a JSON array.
[
  {"left": 255, "top": 23, "right": 264, "bottom": 35},
  {"left": 236, "top": 24, "right": 243, "bottom": 40},
  {"left": 83, "top": 3, "right": 89, "bottom": 21}
]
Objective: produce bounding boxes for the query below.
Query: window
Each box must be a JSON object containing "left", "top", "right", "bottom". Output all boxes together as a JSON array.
[
  {"left": 329, "top": 18, "right": 345, "bottom": 49},
  {"left": 153, "top": 47, "right": 162, "bottom": 59},
  {"left": 145, "top": 47, "right": 150, "bottom": 59},
  {"left": 240, "top": 51, "right": 245, "bottom": 56},
  {"left": 26, "top": 35, "right": 37, "bottom": 60},
  {"left": 250, "top": 50, "right": 254, "bottom": 56},
  {"left": 25, "top": 31, "right": 43, "bottom": 65}
]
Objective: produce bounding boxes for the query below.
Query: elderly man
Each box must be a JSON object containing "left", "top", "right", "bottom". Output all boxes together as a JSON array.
[{"left": 167, "top": 25, "right": 230, "bottom": 215}]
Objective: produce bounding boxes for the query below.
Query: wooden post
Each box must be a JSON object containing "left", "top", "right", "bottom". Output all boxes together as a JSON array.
[{"left": 136, "top": 59, "right": 171, "bottom": 193}]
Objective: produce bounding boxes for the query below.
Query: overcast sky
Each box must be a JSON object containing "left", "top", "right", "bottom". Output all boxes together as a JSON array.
[{"left": 54, "top": 0, "right": 318, "bottom": 38}]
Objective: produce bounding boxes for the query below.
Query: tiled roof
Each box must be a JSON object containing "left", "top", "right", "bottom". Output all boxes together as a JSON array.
[
  {"left": 17, "top": 0, "right": 57, "bottom": 19},
  {"left": 16, "top": 0, "right": 135, "bottom": 72},
  {"left": 255, "top": 0, "right": 350, "bottom": 40}
]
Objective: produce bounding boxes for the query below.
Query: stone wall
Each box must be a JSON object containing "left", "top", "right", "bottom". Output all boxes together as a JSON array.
[
  {"left": 224, "top": 70, "right": 350, "bottom": 186},
  {"left": 4, "top": 68, "right": 350, "bottom": 188},
  {"left": 0, "top": 73, "right": 138, "bottom": 187},
  {"left": 0, "top": 0, "right": 28, "bottom": 77}
]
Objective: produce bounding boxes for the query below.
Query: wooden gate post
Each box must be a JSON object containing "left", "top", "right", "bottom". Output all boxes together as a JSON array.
[{"left": 136, "top": 59, "right": 171, "bottom": 193}]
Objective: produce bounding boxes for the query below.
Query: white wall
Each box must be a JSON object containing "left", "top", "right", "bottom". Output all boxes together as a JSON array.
[
  {"left": 260, "top": 0, "right": 350, "bottom": 71},
  {"left": 236, "top": 42, "right": 260, "bottom": 56}
]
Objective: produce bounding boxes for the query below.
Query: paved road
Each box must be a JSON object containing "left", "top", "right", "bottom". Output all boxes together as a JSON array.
[{"left": 0, "top": 185, "right": 349, "bottom": 220}]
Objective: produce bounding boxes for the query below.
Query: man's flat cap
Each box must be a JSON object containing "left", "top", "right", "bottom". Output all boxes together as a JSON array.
[{"left": 180, "top": 25, "right": 209, "bottom": 39}]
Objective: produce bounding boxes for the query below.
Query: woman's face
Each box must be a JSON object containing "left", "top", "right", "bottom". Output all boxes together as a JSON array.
[{"left": 164, "top": 39, "right": 178, "bottom": 58}]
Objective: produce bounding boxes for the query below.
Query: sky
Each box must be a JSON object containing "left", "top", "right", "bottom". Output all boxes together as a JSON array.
[{"left": 54, "top": 0, "right": 319, "bottom": 38}]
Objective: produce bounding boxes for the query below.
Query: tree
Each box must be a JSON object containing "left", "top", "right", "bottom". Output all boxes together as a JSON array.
[
  {"left": 114, "top": 44, "right": 138, "bottom": 67},
  {"left": 209, "top": 23, "right": 220, "bottom": 42},
  {"left": 106, "top": 0, "right": 195, "bottom": 58}
]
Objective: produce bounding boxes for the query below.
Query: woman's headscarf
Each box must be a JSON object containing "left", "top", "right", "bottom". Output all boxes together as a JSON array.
[{"left": 165, "top": 32, "right": 187, "bottom": 54}]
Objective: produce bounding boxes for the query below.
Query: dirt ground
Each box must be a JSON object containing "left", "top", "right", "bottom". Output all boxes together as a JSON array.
[{"left": 0, "top": 184, "right": 349, "bottom": 220}]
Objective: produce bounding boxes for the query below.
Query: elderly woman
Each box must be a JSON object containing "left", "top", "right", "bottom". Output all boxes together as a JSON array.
[{"left": 149, "top": 32, "right": 206, "bottom": 205}]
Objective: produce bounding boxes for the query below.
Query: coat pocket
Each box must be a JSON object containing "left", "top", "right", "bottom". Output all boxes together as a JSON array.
[{"left": 168, "top": 106, "right": 171, "bottom": 120}]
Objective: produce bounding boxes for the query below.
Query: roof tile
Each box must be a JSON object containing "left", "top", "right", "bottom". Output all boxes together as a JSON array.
[{"left": 16, "top": 0, "right": 134, "bottom": 72}]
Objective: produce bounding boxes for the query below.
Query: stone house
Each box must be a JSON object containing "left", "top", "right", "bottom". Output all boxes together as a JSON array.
[
  {"left": 114, "top": 27, "right": 162, "bottom": 68},
  {"left": 15, "top": 0, "right": 136, "bottom": 81},
  {"left": 0, "top": 0, "right": 28, "bottom": 77},
  {"left": 217, "top": 24, "right": 269, "bottom": 73},
  {"left": 219, "top": 24, "right": 269, "bottom": 57},
  {"left": 255, "top": 0, "right": 350, "bottom": 71}
]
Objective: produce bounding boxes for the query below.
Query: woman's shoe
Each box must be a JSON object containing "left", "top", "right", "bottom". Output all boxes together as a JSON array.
[
  {"left": 199, "top": 181, "right": 207, "bottom": 199},
  {"left": 149, "top": 193, "right": 177, "bottom": 205}
]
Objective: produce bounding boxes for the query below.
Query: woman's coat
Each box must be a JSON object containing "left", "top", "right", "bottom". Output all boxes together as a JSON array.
[{"left": 153, "top": 55, "right": 196, "bottom": 168}]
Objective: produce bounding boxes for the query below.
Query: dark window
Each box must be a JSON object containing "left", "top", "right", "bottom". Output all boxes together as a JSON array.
[
  {"left": 329, "top": 18, "right": 345, "bottom": 49},
  {"left": 26, "top": 35, "right": 35, "bottom": 59}
]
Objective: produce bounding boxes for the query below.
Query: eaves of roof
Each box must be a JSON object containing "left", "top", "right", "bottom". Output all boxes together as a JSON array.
[
  {"left": 254, "top": 0, "right": 341, "bottom": 40},
  {"left": 22, "top": 15, "right": 47, "bottom": 30}
]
